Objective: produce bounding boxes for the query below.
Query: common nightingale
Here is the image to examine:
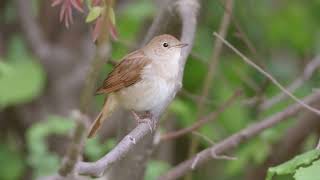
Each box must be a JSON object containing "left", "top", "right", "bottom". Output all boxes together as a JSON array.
[{"left": 88, "top": 34, "right": 188, "bottom": 137}]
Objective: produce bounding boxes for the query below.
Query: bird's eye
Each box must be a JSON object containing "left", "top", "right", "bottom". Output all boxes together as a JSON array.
[{"left": 163, "top": 42, "right": 169, "bottom": 47}]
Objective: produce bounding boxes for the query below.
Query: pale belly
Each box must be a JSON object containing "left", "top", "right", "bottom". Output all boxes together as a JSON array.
[{"left": 114, "top": 76, "right": 175, "bottom": 112}]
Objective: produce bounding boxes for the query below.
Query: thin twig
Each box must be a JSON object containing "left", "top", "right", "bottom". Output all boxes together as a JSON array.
[
  {"left": 260, "top": 55, "right": 320, "bottom": 110},
  {"left": 158, "top": 91, "right": 320, "bottom": 180},
  {"left": 216, "top": 0, "right": 262, "bottom": 66},
  {"left": 317, "top": 138, "right": 320, "bottom": 150},
  {"left": 58, "top": 110, "right": 89, "bottom": 176},
  {"left": 196, "top": 0, "right": 234, "bottom": 118},
  {"left": 191, "top": 131, "right": 215, "bottom": 145},
  {"left": 213, "top": 32, "right": 320, "bottom": 116},
  {"left": 179, "top": 89, "right": 216, "bottom": 106},
  {"left": 187, "top": 1, "right": 234, "bottom": 177},
  {"left": 160, "top": 90, "right": 242, "bottom": 141}
]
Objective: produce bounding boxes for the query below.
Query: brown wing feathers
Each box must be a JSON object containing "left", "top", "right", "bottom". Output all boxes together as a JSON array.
[{"left": 96, "top": 50, "right": 150, "bottom": 94}]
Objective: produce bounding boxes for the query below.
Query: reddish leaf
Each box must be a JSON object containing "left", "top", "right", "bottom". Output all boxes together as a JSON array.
[
  {"left": 92, "top": 0, "right": 102, "bottom": 6},
  {"left": 71, "top": 0, "right": 84, "bottom": 13},
  {"left": 67, "top": 5, "right": 73, "bottom": 26},
  {"left": 51, "top": 0, "right": 63, "bottom": 7},
  {"left": 92, "top": 16, "right": 103, "bottom": 42},
  {"left": 51, "top": 0, "right": 84, "bottom": 28},
  {"left": 59, "top": 1, "right": 67, "bottom": 22},
  {"left": 108, "top": 19, "right": 118, "bottom": 41}
]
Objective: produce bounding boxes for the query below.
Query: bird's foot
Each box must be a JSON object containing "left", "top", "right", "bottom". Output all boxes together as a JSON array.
[{"left": 131, "top": 111, "right": 154, "bottom": 132}]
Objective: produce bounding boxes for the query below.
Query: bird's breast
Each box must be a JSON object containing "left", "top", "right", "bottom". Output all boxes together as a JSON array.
[{"left": 115, "top": 60, "right": 179, "bottom": 112}]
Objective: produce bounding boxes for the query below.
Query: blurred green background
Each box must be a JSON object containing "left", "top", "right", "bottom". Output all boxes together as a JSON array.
[{"left": 1, "top": 0, "right": 320, "bottom": 180}]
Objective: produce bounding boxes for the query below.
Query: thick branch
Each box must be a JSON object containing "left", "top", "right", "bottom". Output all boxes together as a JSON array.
[
  {"left": 16, "top": 0, "right": 74, "bottom": 66},
  {"left": 159, "top": 91, "right": 320, "bottom": 180}
]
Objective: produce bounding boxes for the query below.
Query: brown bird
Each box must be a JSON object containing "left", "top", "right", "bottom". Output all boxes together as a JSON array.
[{"left": 88, "top": 34, "right": 188, "bottom": 138}]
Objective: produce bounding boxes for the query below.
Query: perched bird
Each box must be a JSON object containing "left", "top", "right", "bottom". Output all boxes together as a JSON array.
[{"left": 87, "top": 34, "right": 188, "bottom": 138}]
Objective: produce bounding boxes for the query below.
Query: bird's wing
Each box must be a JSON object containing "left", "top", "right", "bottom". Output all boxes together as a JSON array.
[{"left": 96, "top": 50, "right": 151, "bottom": 94}]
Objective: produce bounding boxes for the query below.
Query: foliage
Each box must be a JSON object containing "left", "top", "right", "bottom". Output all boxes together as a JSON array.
[
  {"left": 0, "top": 143, "right": 25, "bottom": 180},
  {"left": 26, "top": 116, "right": 74, "bottom": 178},
  {"left": 266, "top": 150, "right": 320, "bottom": 180},
  {"left": 84, "top": 138, "right": 116, "bottom": 161},
  {"left": 0, "top": 37, "right": 45, "bottom": 108},
  {"left": 145, "top": 160, "right": 171, "bottom": 180}
]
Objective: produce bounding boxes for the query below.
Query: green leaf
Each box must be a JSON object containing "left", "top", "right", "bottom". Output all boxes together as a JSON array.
[
  {"left": 0, "top": 61, "right": 45, "bottom": 107},
  {"left": 84, "top": 138, "right": 116, "bottom": 161},
  {"left": 109, "top": 7, "right": 116, "bottom": 25},
  {"left": 266, "top": 150, "right": 320, "bottom": 180},
  {"left": 169, "top": 98, "right": 196, "bottom": 127},
  {"left": 0, "top": 144, "right": 25, "bottom": 180},
  {"left": 26, "top": 116, "right": 74, "bottom": 178},
  {"left": 145, "top": 160, "right": 170, "bottom": 180},
  {"left": 294, "top": 160, "right": 320, "bottom": 180},
  {"left": 86, "top": 6, "right": 103, "bottom": 23}
]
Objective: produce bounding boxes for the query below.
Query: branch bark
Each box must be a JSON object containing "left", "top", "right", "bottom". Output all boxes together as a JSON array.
[
  {"left": 159, "top": 91, "right": 320, "bottom": 180},
  {"left": 16, "top": 0, "right": 75, "bottom": 67}
]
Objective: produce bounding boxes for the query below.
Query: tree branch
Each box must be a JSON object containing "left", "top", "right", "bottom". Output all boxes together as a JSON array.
[
  {"left": 260, "top": 55, "right": 320, "bottom": 110},
  {"left": 214, "top": 32, "right": 320, "bottom": 116},
  {"left": 159, "top": 91, "right": 320, "bottom": 180},
  {"left": 187, "top": 1, "right": 234, "bottom": 175},
  {"left": 58, "top": 110, "right": 89, "bottom": 177},
  {"left": 246, "top": 103, "right": 320, "bottom": 180},
  {"left": 160, "top": 89, "right": 242, "bottom": 142},
  {"left": 16, "top": 0, "right": 74, "bottom": 66}
]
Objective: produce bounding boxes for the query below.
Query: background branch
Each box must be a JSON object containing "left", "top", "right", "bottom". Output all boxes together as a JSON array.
[
  {"left": 159, "top": 91, "right": 320, "bottom": 180},
  {"left": 246, "top": 103, "right": 320, "bottom": 179},
  {"left": 16, "top": 0, "right": 74, "bottom": 66},
  {"left": 260, "top": 55, "right": 320, "bottom": 110},
  {"left": 160, "top": 89, "right": 242, "bottom": 142},
  {"left": 58, "top": 111, "right": 88, "bottom": 177},
  {"left": 214, "top": 32, "right": 320, "bottom": 116},
  {"left": 187, "top": 1, "right": 234, "bottom": 178}
]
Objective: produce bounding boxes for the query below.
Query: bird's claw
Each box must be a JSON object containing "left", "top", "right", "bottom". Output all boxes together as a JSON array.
[{"left": 131, "top": 110, "right": 154, "bottom": 133}]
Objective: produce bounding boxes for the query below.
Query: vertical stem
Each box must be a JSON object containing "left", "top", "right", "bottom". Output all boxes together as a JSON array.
[
  {"left": 79, "top": 0, "right": 112, "bottom": 114},
  {"left": 185, "top": 0, "right": 233, "bottom": 179}
]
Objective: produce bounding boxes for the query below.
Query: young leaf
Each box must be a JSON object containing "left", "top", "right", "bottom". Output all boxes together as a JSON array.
[
  {"left": 266, "top": 150, "right": 320, "bottom": 180},
  {"left": 86, "top": 6, "right": 103, "bottom": 23},
  {"left": 294, "top": 160, "right": 320, "bottom": 180},
  {"left": 108, "top": 6, "right": 116, "bottom": 25},
  {"left": 0, "top": 61, "right": 45, "bottom": 107}
]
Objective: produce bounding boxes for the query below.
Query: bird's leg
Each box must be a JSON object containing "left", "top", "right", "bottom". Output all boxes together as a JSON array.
[{"left": 130, "top": 110, "right": 153, "bottom": 132}]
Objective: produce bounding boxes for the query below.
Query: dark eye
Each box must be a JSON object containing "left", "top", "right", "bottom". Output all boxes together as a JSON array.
[{"left": 163, "top": 42, "right": 169, "bottom": 47}]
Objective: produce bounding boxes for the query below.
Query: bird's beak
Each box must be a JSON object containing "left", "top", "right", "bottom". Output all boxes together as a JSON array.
[{"left": 172, "top": 43, "right": 188, "bottom": 48}]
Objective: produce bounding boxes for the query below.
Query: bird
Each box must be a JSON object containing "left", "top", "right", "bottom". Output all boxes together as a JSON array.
[{"left": 87, "top": 34, "right": 188, "bottom": 138}]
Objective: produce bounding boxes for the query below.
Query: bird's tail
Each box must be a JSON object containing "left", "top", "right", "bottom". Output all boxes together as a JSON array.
[{"left": 87, "top": 95, "right": 118, "bottom": 138}]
